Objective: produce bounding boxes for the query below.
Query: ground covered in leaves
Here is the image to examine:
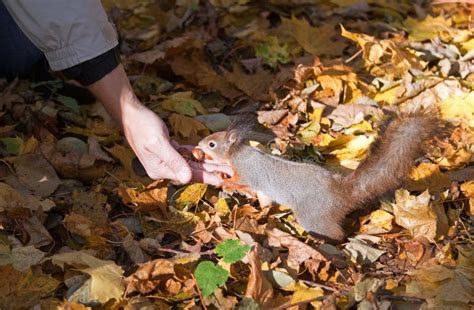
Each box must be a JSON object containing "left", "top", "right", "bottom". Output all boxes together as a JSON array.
[{"left": 0, "top": 0, "right": 473, "bottom": 309}]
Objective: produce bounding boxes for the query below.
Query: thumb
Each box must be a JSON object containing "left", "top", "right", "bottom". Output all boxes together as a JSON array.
[{"left": 159, "top": 141, "right": 192, "bottom": 183}]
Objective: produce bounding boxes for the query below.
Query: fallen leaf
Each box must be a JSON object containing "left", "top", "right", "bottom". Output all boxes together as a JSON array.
[
  {"left": 0, "top": 266, "right": 60, "bottom": 309},
  {"left": 392, "top": 189, "right": 448, "bottom": 240},
  {"left": 7, "top": 153, "right": 60, "bottom": 197},
  {"left": 215, "top": 239, "right": 251, "bottom": 263},
  {"left": 49, "top": 251, "right": 124, "bottom": 304},
  {"left": 288, "top": 283, "right": 325, "bottom": 309},
  {"left": 161, "top": 91, "right": 207, "bottom": 117},
  {"left": 223, "top": 64, "right": 273, "bottom": 101},
  {"left": 123, "top": 234, "right": 151, "bottom": 264},
  {"left": 406, "top": 162, "right": 452, "bottom": 192},
  {"left": 244, "top": 246, "right": 275, "bottom": 307},
  {"left": 344, "top": 237, "right": 386, "bottom": 264},
  {"left": 359, "top": 210, "right": 394, "bottom": 235},
  {"left": 403, "top": 15, "right": 453, "bottom": 42},
  {"left": 257, "top": 109, "right": 288, "bottom": 125},
  {"left": 174, "top": 183, "right": 208, "bottom": 208},
  {"left": 195, "top": 113, "right": 231, "bottom": 132},
  {"left": 405, "top": 248, "right": 473, "bottom": 308},
  {"left": 118, "top": 180, "right": 168, "bottom": 212},
  {"left": 169, "top": 113, "right": 210, "bottom": 145},
  {"left": 195, "top": 261, "right": 229, "bottom": 297},
  {"left": 267, "top": 228, "right": 327, "bottom": 272},
  {"left": 0, "top": 182, "right": 42, "bottom": 213},
  {"left": 280, "top": 17, "right": 345, "bottom": 56}
]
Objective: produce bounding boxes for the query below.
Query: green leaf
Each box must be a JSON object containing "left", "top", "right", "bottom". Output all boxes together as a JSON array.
[
  {"left": 161, "top": 91, "right": 207, "bottom": 117},
  {"left": 255, "top": 37, "right": 290, "bottom": 68},
  {"left": 56, "top": 95, "right": 80, "bottom": 113},
  {"left": 0, "top": 137, "right": 23, "bottom": 155},
  {"left": 194, "top": 261, "right": 229, "bottom": 297},
  {"left": 215, "top": 239, "right": 251, "bottom": 264}
]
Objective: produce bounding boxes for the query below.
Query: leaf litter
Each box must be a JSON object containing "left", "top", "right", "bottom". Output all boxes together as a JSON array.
[{"left": 0, "top": 0, "right": 473, "bottom": 309}]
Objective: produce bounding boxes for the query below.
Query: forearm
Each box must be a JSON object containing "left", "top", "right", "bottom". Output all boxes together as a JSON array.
[{"left": 86, "top": 63, "right": 141, "bottom": 128}]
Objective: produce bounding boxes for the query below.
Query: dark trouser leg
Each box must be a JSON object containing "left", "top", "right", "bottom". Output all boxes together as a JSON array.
[{"left": 0, "top": 1, "right": 45, "bottom": 80}]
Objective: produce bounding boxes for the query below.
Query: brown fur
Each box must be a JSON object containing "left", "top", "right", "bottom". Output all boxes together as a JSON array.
[{"left": 342, "top": 110, "right": 442, "bottom": 209}]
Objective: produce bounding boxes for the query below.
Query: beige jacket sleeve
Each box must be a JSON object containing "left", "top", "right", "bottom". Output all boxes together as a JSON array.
[{"left": 3, "top": 0, "right": 118, "bottom": 71}]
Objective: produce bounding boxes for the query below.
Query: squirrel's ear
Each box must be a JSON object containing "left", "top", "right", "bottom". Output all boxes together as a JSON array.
[{"left": 224, "top": 130, "right": 238, "bottom": 151}]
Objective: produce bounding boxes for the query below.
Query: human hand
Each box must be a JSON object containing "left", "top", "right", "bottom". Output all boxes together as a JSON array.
[
  {"left": 86, "top": 64, "right": 230, "bottom": 185},
  {"left": 123, "top": 100, "right": 231, "bottom": 186}
]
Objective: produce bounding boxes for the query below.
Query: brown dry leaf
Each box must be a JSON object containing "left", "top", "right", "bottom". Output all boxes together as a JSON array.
[
  {"left": 147, "top": 207, "right": 202, "bottom": 238},
  {"left": 129, "top": 35, "right": 197, "bottom": 64},
  {"left": 392, "top": 189, "right": 448, "bottom": 240},
  {"left": 124, "top": 254, "right": 199, "bottom": 296},
  {"left": 341, "top": 26, "right": 425, "bottom": 79},
  {"left": 22, "top": 215, "right": 53, "bottom": 248},
  {"left": 0, "top": 266, "right": 60, "bottom": 309},
  {"left": 405, "top": 247, "right": 474, "bottom": 308},
  {"left": 359, "top": 210, "right": 394, "bottom": 235},
  {"left": 403, "top": 15, "right": 453, "bottom": 42},
  {"left": 245, "top": 246, "right": 276, "bottom": 307},
  {"left": 399, "top": 240, "right": 425, "bottom": 267},
  {"left": 406, "top": 163, "right": 452, "bottom": 193},
  {"left": 168, "top": 51, "right": 242, "bottom": 99},
  {"left": 6, "top": 153, "right": 60, "bottom": 197},
  {"left": 123, "top": 234, "right": 151, "bottom": 264},
  {"left": 118, "top": 180, "right": 168, "bottom": 212},
  {"left": 41, "top": 132, "right": 112, "bottom": 180},
  {"left": 63, "top": 212, "right": 95, "bottom": 237},
  {"left": 257, "top": 109, "right": 288, "bottom": 125},
  {"left": 0, "top": 182, "right": 42, "bottom": 213},
  {"left": 327, "top": 103, "right": 381, "bottom": 130},
  {"left": 267, "top": 228, "right": 327, "bottom": 272},
  {"left": 460, "top": 181, "right": 474, "bottom": 214},
  {"left": 106, "top": 144, "right": 136, "bottom": 176},
  {"left": 223, "top": 64, "right": 273, "bottom": 101},
  {"left": 71, "top": 191, "right": 110, "bottom": 230},
  {"left": 58, "top": 301, "right": 92, "bottom": 310},
  {"left": 280, "top": 17, "right": 345, "bottom": 56},
  {"left": 169, "top": 113, "right": 210, "bottom": 145}
]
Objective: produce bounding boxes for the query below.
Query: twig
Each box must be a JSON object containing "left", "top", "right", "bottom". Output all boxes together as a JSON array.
[
  {"left": 192, "top": 274, "right": 208, "bottom": 310},
  {"left": 458, "top": 220, "right": 473, "bottom": 242},
  {"left": 379, "top": 294, "right": 425, "bottom": 303},
  {"left": 301, "top": 280, "right": 347, "bottom": 293},
  {"left": 345, "top": 49, "right": 363, "bottom": 63}
]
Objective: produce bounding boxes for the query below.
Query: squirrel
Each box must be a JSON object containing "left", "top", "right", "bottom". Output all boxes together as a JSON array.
[{"left": 196, "top": 109, "right": 443, "bottom": 242}]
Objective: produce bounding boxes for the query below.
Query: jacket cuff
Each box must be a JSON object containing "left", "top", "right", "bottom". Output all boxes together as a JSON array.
[{"left": 61, "top": 46, "right": 121, "bottom": 86}]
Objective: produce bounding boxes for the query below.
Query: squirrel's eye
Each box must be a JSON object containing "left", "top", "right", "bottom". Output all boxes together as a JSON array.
[{"left": 208, "top": 141, "right": 216, "bottom": 149}]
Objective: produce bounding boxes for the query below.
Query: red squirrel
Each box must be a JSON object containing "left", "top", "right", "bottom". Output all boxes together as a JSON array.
[{"left": 197, "top": 110, "right": 442, "bottom": 241}]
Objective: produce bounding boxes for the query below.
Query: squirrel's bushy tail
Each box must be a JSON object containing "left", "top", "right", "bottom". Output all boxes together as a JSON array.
[{"left": 343, "top": 110, "right": 442, "bottom": 208}]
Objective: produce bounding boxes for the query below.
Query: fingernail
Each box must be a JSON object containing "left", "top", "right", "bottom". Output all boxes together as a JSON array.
[{"left": 177, "top": 170, "right": 191, "bottom": 183}]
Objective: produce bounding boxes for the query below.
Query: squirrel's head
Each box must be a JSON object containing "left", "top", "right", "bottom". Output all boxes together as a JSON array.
[{"left": 197, "top": 130, "right": 240, "bottom": 164}]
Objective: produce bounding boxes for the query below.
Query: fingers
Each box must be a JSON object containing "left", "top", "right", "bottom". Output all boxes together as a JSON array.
[
  {"left": 146, "top": 140, "right": 192, "bottom": 183},
  {"left": 190, "top": 168, "right": 224, "bottom": 187},
  {"left": 171, "top": 141, "right": 195, "bottom": 153},
  {"left": 189, "top": 161, "right": 234, "bottom": 176},
  {"left": 141, "top": 155, "right": 182, "bottom": 181}
]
